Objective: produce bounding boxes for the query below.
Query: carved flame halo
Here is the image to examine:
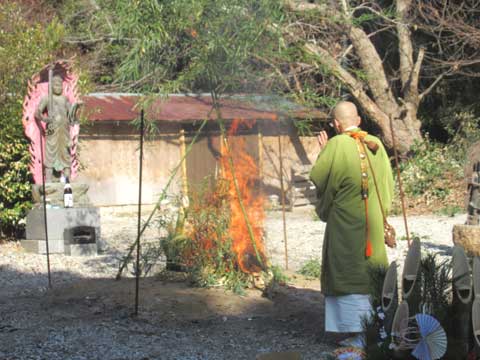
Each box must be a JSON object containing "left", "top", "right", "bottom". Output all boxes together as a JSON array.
[{"left": 22, "top": 60, "right": 80, "bottom": 184}]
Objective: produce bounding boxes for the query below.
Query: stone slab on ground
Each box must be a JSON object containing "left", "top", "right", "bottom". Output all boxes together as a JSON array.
[
  {"left": 64, "top": 243, "right": 98, "bottom": 256},
  {"left": 20, "top": 239, "right": 65, "bottom": 254}
]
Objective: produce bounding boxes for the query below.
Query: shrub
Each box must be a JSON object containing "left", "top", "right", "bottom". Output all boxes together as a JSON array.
[
  {"left": 0, "top": 138, "right": 32, "bottom": 237},
  {"left": 160, "top": 179, "right": 251, "bottom": 293},
  {"left": 298, "top": 258, "right": 321, "bottom": 278},
  {"left": 395, "top": 137, "right": 465, "bottom": 213},
  {"left": 0, "top": 3, "right": 64, "bottom": 238}
]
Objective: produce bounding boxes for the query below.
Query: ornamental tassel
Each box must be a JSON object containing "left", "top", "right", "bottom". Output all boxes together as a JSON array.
[
  {"left": 364, "top": 197, "right": 372, "bottom": 257},
  {"left": 366, "top": 239, "right": 373, "bottom": 257}
]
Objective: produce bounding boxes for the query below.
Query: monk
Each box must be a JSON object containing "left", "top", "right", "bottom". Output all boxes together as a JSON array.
[{"left": 310, "top": 101, "right": 394, "bottom": 348}]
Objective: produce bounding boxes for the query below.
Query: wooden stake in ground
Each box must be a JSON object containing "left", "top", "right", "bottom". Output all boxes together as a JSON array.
[
  {"left": 278, "top": 135, "right": 288, "bottom": 270},
  {"left": 258, "top": 131, "right": 263, "bottom": 181},
  {"left": 40, "top": 68, "right": 53, "bottom": 289},
  {"left": 134, "top": 109, "right": 144, "bottom": 316},
  {"left": 179, "top": 128, "right": 188, "bottom": 196},
  {"left": 390, "top": 115, "right": 410, "bottom": 246}
]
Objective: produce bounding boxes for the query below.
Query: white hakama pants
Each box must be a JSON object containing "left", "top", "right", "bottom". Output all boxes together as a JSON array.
[{"left": 325, "top": 294, "right": 372, "bottom": 333}]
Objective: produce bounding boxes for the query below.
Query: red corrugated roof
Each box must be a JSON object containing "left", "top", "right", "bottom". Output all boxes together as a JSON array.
[{"left": 81, "top": 94, "right": 326, "bottom": 122}]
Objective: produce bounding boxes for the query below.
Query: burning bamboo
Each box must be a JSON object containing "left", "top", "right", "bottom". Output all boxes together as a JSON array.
[{"left": 218, "top": 119, "right": 266, "bottom": 272}]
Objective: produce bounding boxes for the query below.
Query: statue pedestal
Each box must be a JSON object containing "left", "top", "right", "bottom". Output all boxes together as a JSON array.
[
  {"left": 21, "top": 207, "right": 101, "bottom": 256},
  {"left": 32, "top": 183, "right": 91, "bottom": 207},
  {"left": 452, "top": 224, "right": 480, "bottom": 256}
]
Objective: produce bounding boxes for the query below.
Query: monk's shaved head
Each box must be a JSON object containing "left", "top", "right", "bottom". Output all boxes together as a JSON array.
[{"left": 333, "top": 101, "right": 360, "bottom": 128}]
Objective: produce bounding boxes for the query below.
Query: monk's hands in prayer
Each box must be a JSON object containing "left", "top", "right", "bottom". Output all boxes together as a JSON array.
[{"left": 317, "top": 130, "right": 329, "bottom": 150}]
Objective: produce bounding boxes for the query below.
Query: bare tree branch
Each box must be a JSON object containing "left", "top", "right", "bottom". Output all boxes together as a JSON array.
[
  {"left": 405, "top": 47, "right": 425, "bottom": 104},
  {"left": 419, "top": 68, "right": 452, "bottom": 101},
  {"left": 303, "top": 42, "right": 391, "bottom": 136},
  {"left": 348, "top": 26, "right": 397, "bottom": 109},
  {"left": 396, "top": 0, "right": 415, "bottom": 91},
  {"left": 284, "top": 0, "right": 328, "bottom": 12}
]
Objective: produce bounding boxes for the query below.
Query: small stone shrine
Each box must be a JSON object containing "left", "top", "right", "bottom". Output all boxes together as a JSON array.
[{"left": 20, "top": 61, "right": 101, "bottom": 256}]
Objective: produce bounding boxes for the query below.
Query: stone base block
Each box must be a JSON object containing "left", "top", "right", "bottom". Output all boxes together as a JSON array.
[
  {"left": 64, "top": 243, "right": 97, "bottom": 256},
  {"left": 26, "top": 207, "right": 100, "bottom": 241},
  {"left": 453, "top": 224, "right": 480, "bottom": 256},
  {"left": 21, "top": 239, "right": 65, "bottom": 254},
  {"left": 23, "top": 206, "right": 101, "bottom": 256}
]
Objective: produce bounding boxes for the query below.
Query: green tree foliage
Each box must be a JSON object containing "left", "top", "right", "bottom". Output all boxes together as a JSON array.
[
  {"left": 0, "top": 3, "right": 64, "bottom": 237},
  {"left": 60, "top": 0, "right": 287, "bottom": 96}
]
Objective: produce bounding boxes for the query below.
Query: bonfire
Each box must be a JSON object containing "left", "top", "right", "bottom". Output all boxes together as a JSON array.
[{"left": 161, "top": 119, "right": 272, "bottom": 292}]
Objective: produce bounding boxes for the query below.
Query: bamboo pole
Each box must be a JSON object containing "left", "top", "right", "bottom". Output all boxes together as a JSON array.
[
  {"left": 389, "top": 116, "right": 410, "bottom": 247},
  {"left": 41, "top": 68, "right": 53, "bottom": 289},
  {"left": 278, "top": 135, "right": 288, "bottom": 270},
  {"left": 258, "top": 131, "right": 263, "bottom": 181},
  {"left": 179, "top": 128, "right": 188, "bottom": 196},
  {"left": 134, "top": 109, "right": 144, "bottom": 316},
  {"left": 210, "top": 90, "right": 265, "bottom": 270},
  {"left": 116, "top": 117, "right": 209, "bottom": 280},
  {"left": 220, "top": 123, "right": 265, "bottom": 270}
]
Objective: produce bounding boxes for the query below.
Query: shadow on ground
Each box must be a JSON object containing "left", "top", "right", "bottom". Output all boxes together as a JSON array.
[{"left": 0, "top": 266, "right": 333, "bottom": 360}]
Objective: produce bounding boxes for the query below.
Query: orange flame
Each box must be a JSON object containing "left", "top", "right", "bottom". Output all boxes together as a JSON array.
[{"left": 221, "top": 119, "right": 266, "bottom": 273}]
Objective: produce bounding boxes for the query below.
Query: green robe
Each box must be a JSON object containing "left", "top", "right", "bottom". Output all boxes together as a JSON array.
[{"left": 310, "top": 128, "right": 394, "bottom": 296}]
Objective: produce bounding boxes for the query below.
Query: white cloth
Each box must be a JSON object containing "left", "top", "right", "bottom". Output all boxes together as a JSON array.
[{"left": 325, "top": 294, "right": 372, "bottom": 333}]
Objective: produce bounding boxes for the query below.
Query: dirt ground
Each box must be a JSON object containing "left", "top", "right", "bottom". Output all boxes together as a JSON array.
[
  {"left": 0, "top": 266, "right": 334, "bottom": 360},
  {"left": 1, "top": 205, "right": 463, "bottom": 359}
]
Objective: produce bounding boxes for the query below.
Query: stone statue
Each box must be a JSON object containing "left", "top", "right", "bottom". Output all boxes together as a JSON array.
[
  {"left": 466, "top": 161, "right": 480, "bottom": 225},
  {"left": 34, "top": 74, "right": 80, "bottom": 182},
  {"left": 22, "top": 62, "right": 90, "bottom": 207}
]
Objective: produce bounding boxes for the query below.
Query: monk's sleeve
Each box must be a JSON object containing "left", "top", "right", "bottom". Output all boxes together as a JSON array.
[
  {"left": 309, "top": 139, "right": 338, "bottom": 222},
  {"left": 379, "top": 143, "right": 394, "bottom": 214}
]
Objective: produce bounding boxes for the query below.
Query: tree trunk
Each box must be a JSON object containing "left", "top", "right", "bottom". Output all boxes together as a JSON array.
[
  {"left": 287, "top": 0, "right": 425, "bottom": 154},
  {"left": 360, "top": 99, "right": 422, "bottom": 154},
  {"left": 303, "top": 41, "right": 423, "bottom": 154}
]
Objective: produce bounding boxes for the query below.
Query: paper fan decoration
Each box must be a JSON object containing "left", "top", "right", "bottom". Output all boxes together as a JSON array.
[
  {"left": 411, "top": 314, "right": 447, "bottom": 360},
  {"left": 332, "top": 347, "right": 365, "bottom": 360}
]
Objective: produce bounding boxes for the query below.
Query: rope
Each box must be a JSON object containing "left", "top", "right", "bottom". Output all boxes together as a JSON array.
[
  {"left": 350, "top": 131, "right": 373, "bottom": 257},
  {"left": 389, "top": 116, "right": 411, "bottom": 247}
]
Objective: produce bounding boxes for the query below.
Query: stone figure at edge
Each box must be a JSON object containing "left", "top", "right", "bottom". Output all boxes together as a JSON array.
[{"left": 34, "top": 75, "right": 80, "bottom": 182}]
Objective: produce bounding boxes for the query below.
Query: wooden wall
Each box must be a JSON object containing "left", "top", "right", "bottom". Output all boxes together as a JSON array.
[{"left": 76, "top": 119, "right": 319, "bottom": 207}]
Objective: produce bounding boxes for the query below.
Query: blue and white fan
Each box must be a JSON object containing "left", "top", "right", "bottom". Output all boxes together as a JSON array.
[{"left": 411, "top": 314, "right": 447, "bottom": 360}]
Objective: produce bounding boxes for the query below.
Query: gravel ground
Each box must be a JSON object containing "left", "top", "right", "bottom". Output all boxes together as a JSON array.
[
  {"left": 264, "top": 206, "right": 465, "bottom": 271},
  {"left": 0, "top": 206, "right": 465, "bottom": 359}
]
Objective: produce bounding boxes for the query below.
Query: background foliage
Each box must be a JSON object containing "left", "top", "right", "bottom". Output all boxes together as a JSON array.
[
  {"left": 2, "top": 0, "right": 480, "bottom": 238},
  {"left": 0, "top": 3, "right": 64, "bottom": 237}
]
